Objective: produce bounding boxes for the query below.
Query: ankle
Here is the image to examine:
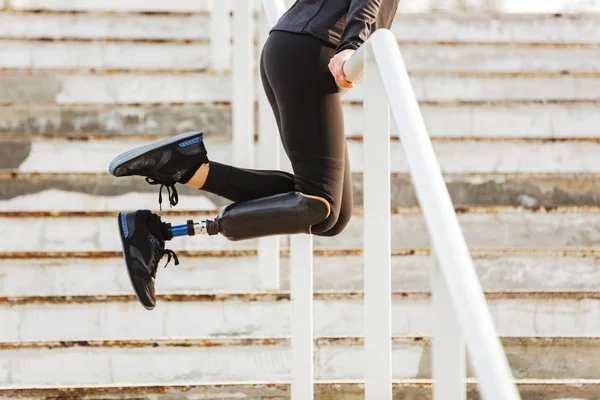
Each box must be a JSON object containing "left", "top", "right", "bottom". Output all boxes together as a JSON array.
[{"left": 186, "top": 163, "right": 210, "bottom": 189}]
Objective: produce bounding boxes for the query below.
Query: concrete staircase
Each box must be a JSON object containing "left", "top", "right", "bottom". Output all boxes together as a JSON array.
[{"left": 1, "top": 1, "right": 600, "bottom": 399}]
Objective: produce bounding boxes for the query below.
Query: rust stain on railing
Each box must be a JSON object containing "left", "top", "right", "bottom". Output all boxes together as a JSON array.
[
  {"left": 0, "top": 66, "right": 213, "bottom": 74},
  {"left": 344, "top": 99, "right": 600, "bottom": 107},
  {"left": 398, "top": 40, "right": 600, "bottom": 48},
  {"left": 0, "top": 9, "right": 211, "bottom": 16},
  {"left": 2, "top": 205, "right": 598, "bottom": 219},
  {"left": 0, "top": 210, "right": 220, "bottom": 217},
  {"left": 1, "top": 99, "right": 599, "bottom": 109},
  {"left": 0, "top": 337, "right": 287, "bottom": 350},
  {"left": 2, "top": 247, "right": 598, "bottom": 260},
  {"left": 355, "top": 205, "right": 600, "bottom": 216},
  {"left": 7, "top": 134, "right": 600, "bottom": 144},
  {"left": 3, "top": 170, "right": 599, "bottom": 181},
  {"left": 4, "top": 67, "right": 600, "bottom": 78},
  {"left": 1, "top": 36, "right": 209, "bottom": 44},
  {"left": 0, "top": 384, "right": 288, "bottom": 398},
  {"left": 0, "top": 379, "right": 597, "bottom": 398},
  {"left": 1, "top": 290, "right": 598, "bottom": 305},
  {"left": 410, "top": 70, "right": 600, "bottom": 78},
  {"left": 4, "top": 35, "right": 600, "bottom": 48},
  {"left": 345, "top": 135, "right": 600, "bottom": 143},
  {"left": 0, "top": 335, "right": 597, "bottom": 351},
  {"left": 0, "top": 101, "right": 232, "bottom": 110},
  {"left": 0, "top": 250, "right": 258, "bottom": 259},
  {"left": 0, "top": 292, "right": 292, "bottom": 305}
]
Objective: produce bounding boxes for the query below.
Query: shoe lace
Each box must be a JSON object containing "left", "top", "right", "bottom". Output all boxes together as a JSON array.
[
  {"left": 145, "top": 177, "right": 179, "bottom": 210},
  {"left": 150, "top": 245, "right": 180, "bottom": 277}
]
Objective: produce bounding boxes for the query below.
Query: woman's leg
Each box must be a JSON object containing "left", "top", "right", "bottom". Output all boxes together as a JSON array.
[
  {"left": 318, "top": 143, "right": 353, "bottom": 237},
  {"left": 189, "top": 41, "right": 296, "bottom": 203},
  {"left": 261, "top": 31, "right": 351, "bottom": 236},
  {"left": 185, "top": 31, "right": 352, "bottom": 240}
]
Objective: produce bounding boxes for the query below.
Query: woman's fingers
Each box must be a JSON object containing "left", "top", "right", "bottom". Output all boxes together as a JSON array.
[
  {"left": 330, "top": 59, "right": 353, "bottom": 88},
  {"left": 337, "top": 73, "right": 354, "bottom": 88},
  {"left": 329, "top": 49, "right": 356, "bottom": 88}
]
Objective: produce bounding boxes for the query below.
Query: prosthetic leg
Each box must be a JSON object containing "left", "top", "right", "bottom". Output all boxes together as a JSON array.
[{"left": 169, "top": 192, "right": 330, "bottom": 240}]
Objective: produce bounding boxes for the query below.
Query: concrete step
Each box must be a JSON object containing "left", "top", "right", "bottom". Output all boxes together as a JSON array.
[
  {"left": 0, "top": 337, "right": 598, "bottom": 385},
  {"left": 4, "top": 0, "right": 600, "bottom": 14},
  {"left": 6, "top": 71, "right": 600, "bottom": 103},
  {"left": 4, "top": 137, "right": 600, "bottom": 173},
  {"left": 3, "top": 13, "right": 600, "bottom": 44},
  {"left": 2, "top": 172, "right": 599, "bottom": 209},
  {"left": 1, "top": 101, "right": 598, "bottom": 138},
  {"left": 1, "top": 207, "right": 598, "bottom": 252},
  {"left": 1, "top": 249, "right": 598, "bottom": 296},
  {"left": 2, "top": 40, "right": 600, "bottom": 72},
  {"left": 1, "top": 379, "right": 599, "bottom": 400},
  {"left": 1, "top": 292, "right": 599, "bottom": 340}
]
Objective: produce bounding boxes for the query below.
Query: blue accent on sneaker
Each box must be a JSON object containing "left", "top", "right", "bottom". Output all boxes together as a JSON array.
[
  {"left": 178, "top": 136, "right": 203, "bottom": 148},
  {"left": 172, "top": 224, "right": 189, "bottom": 237},
  {"left": 120, "top": 213, "right": 129, "bottom": 238}
]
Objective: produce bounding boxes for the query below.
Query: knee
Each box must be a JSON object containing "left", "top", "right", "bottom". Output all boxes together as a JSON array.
[
  {"left": 311, "top": 193, "right": 352, "bottom": 237},
  {"left": 315, "top": 205, "right": 351, "bottom": 237}
]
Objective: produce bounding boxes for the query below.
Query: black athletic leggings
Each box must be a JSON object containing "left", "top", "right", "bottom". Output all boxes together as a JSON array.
[{"left": 201, "top": 31, "right": 352, "bottom": 237}]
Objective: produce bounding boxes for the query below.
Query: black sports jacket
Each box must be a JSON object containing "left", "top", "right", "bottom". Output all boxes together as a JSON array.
[{"left": 272, "top": 0, "right": 400, "bottom": 54}]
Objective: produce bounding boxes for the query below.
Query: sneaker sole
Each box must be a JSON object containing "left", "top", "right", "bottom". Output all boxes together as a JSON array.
[
  {"left": 118, "top": 212, "right": 155, "bottom": 311},
  {"left": 108, "top": 131, "right": 203, "bottom": 176}
]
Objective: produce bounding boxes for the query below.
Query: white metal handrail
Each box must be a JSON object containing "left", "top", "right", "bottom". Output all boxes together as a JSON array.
[
  {"left": 257, "top": 1, "right": 521, "bottom": 399},
  {"left": 344, "top": 29, "right": 521, "bottom": 399}
]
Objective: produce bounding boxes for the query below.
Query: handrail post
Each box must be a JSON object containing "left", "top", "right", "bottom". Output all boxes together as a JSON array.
[
  {"left": 432, "top": 257, "right": 466, "bottom": 399},
  {"left": 290, "top": 234, "right": 314, "bottom": 400},
  {"left": 362, "top": 29, "right": 521, "bottom": 400},
  {"left": 232, "top": 0, "right": 254, "bottom": 168},
  {"left": 363, "top": 44, "right": 392, "bottom": 400},
  {"left": 259, "top": 3, "right": 313, "bottom": 399},
  {"left": 257, "top": 10, "right": 281, "bottom": 290},
  {"left": 208, "top": 0, "right": 231, "bottom": 73}
]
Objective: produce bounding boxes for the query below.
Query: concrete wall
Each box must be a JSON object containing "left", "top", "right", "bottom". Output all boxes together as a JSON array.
[{"left": 6, "top": 0, "right": 600, "bottom": 13}]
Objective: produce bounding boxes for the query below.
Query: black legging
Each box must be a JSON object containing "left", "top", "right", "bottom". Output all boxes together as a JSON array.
[{"left": 201, "top": 31, "right": 352, "bottom": 237}]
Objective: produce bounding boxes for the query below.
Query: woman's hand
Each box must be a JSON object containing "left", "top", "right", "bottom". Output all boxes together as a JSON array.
[{"left": 328, "top": 49, "right": 356, "bottom": 89}]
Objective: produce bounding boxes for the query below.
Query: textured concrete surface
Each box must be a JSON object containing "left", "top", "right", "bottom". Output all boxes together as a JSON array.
[
  {"left": 1, "top": 209, "right": 600, "bottom": 251},
  {"left": 0, "top": 40, "right": 211, "bottom": 69},
  {"left": 0, "top": 13, "right": 212, "bottom": 39},
  {"left": 2, "top": 173, "right": 599, "bottom": 208},
  {"left": 2, "top": 13, "right": 600, "bottom": 43},
  {"left": 6, "top": 0, "right": 239, "bottom": 12},
  {"left": 4, "top": 71, "right": 600, "bottom": 104},
  {"left": 2, "top": 8, "right": 599, "bottom": 396},
  {"left": 0, "top": 337, "right": 598, "bottom": 385},
  {"left": 1, "top": 380, "right": 599, "bottom": 400},
  {"left": 4, "top": 137, "right": 600, "bottom": 173},
  {"left": 6, "top": 0, "right": 600, "bottom": 13},
  {"left": 3, "top": 102, "right": 600, "bottom": 137},
  {"left": 1, "top": 292, "right": 599, "bottom": 340},
  {"left": 3, "top": 40, "right": 600, "bottom": 72},
  {"left": 1, "top": 251, "right": 599, "bottom": 296}
]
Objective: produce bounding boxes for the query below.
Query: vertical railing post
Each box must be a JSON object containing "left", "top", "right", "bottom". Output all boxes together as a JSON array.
[
  {"left": 363, "top": 46, "right": 392, "bottom": 400},
  {"left": 257, "top": 10, "right": 281, "bottom": 290},
  {"left": 258, "top": 3, "right": 313, "bottom": 399},
  {"left": 432, "top": 258, "right": 466, "bottom": 399},
  {"left": 290, "top": 234, "right": 314, "bottom": 399},
  {"left": 208, "top": 0, "right": 231, "bottom": 73},
  {"left": 232, "top": 0, "right": 254, "bottom": 168},
  {"left": 365, "top": 30, "right": 520, "bottom": 400}
]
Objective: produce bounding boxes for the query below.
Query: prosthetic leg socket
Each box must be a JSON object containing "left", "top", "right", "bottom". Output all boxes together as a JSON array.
[{"left": 210, "top": 192, "right": 330, "bottom": 240}]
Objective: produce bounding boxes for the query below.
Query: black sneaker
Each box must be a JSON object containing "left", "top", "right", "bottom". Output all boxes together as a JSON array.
[
  {"left": 109, "top": 131, "right": 208, "bottom": 208},
  {"left": 118, "top": 210, "right": 179, "bottom": 310}
]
